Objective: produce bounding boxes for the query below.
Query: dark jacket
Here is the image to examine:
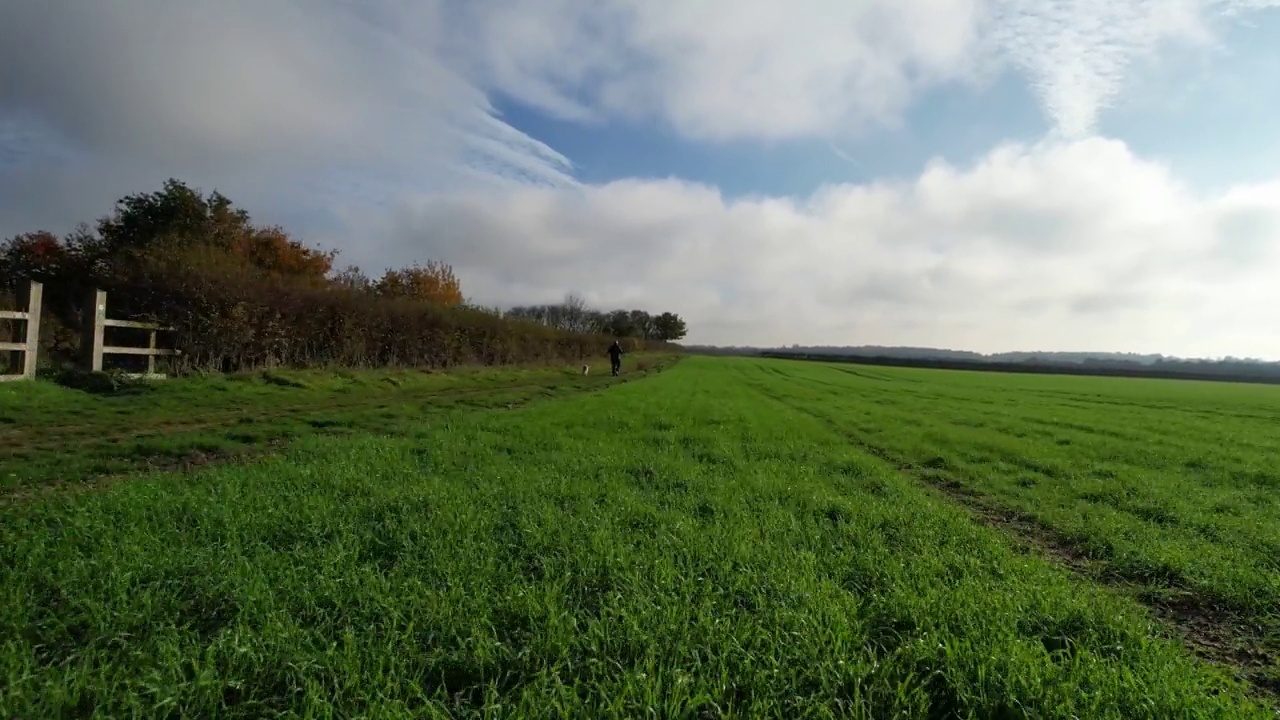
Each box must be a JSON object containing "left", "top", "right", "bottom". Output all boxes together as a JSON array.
[{"left": 607, "top": 342, "right": 623, "bottom": 361}]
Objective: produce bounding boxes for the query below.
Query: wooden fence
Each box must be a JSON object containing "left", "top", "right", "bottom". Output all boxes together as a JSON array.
[
  {"left": 81, "top": 289, "right": 179, "bottom": 377},
  {"left": 0, "top": 281, "right": 42, "bottom": 381}
]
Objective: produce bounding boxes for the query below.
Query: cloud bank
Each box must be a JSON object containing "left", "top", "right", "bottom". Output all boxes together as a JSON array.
[
  {"left": 386, "top": 137, "right": 1280, "bottom": 357},
  {"left": 2, "top": 0, "right": 1279, "bottom": 357},
  {"left": 453, "top": 0, "right": 1274, "bottom": 139},
  {"left": 0, "top": 1, "right": 574, "bottom": 235}
]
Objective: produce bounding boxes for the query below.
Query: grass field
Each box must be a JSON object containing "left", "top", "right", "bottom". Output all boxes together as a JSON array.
[
  {"left": 2, "top": 356, "right": 1278, "bottom": 717},
  {"left": 0, "top": 355, "right": 674, "bottom": 495}
]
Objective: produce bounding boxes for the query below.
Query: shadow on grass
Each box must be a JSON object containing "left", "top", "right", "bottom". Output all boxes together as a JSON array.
[{"left": 48, "top": 369, "right": 160, "bottom": 397}]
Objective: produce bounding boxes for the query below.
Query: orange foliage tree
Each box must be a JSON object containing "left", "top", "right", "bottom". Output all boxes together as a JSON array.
[
  {"left": 228, "top": 226, "right": 336, "bottom": 281},
  {"left": 87, "top": 179, "right": 334, "bottom": 282},
  {"left": 375, "top": 260, "right": 464, "bottom": 305},
  {"left": 0, "top": 231, "right": 71, "bottom": 285}
]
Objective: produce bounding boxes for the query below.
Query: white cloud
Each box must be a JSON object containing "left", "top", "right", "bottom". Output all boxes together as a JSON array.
[
  {"left": 0, "top": 0, "right": 572, "bottom": 235},
  {"left": 448, "top": 0, "right": 1277, "bottom": 140},
  {"left": 3, "top": 0, "right": 1274, "bottom": 172},
  {"left": 449, "top": 0, "right": 990, "bottom": 141},
  {"left": 3, "top": 1, "right": 1280, "bottom": 359},
  {"left": 2, "top": 0, "right": 1272, "bottom": 187},
  {"left": 986, "top": 0, "right": 1280, "bottom": 138},
  {"left": 380, "top": 137, "right": 1280, "bottom": 358}
]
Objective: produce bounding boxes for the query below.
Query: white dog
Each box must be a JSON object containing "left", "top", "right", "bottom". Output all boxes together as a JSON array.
[{"left": 582, "top": 364, "right": 590, "bottom": 375}]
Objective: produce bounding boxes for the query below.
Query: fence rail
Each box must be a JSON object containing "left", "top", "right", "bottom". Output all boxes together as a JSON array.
[
  {"left": 0, "top": 281, "right": 42, "bottom": 381},
  {"left": 81, "top": 289, "right": 179, "bottom": 377}
]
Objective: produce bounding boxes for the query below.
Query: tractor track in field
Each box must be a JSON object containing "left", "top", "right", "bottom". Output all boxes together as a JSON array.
[
  {"left": 3, "top": 357, "right": 680, "bottom": 447},
  {"left": 919, "top": 474, "right": 1280, "bottom": 699},
  {"left": 1, "top": 379, "right": 594, "bottom": 455},
  {"left": 2, "top": 363, "right": 678, "bottom": 456},
  {"left": 750, "top": 376, "right": 1280, "bottom": 700}
]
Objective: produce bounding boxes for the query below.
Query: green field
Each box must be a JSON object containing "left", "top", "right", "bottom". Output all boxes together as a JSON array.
[
  {"left": 0, "top": 356, "right": 674, "bottom": 495},
  {"left": 2, "top": 357, "right": 1278, "bottom": 717}
]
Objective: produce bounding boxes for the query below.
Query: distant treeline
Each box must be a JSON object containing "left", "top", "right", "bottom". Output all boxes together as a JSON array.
[
  {"left": 1, "top": 179, "right": 683, "bottom": 374},
  {"left": 505, "top": 299, "right": 687, "bottom": 342},
  {"left": 774, "top": 345, "right": 1179, "bottom": 365},
  {"left": 760, "top": 351, "right": 1280, "bottom": 385}
]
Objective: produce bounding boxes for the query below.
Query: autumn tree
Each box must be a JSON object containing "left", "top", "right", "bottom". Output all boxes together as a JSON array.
[
  {"left": 375, "top": 260, "right": 464, "bottom": 305},
  {"left": 0, "top": 229, "right": 98, "bottom": 363},
  {"left": 228, "top": 226, "right": 336, "bottom": 281},
  {"left": 92, "top": 179, "right": 335, "bottom": 280},
  {"left": 0, "top": 231, "right": 70, "bottom": 286}
]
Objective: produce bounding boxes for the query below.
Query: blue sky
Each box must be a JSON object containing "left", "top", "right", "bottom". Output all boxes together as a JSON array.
[
  {"left": 491, "top": 8, "right": 1280, "bottom": 201},
  {"left": 492, "top": 69, "right": 1051, "bottom": 198},
  {"left": 1099, "top": 11, "right": 1280, "bottom": 191},
  {"left": 4, "top": 1, "right": 1280, "bottom": 357}
]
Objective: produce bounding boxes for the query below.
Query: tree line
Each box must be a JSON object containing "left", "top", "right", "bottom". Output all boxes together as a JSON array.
[
  {"left": 762, "top": 351, "right": 1280, "bottom": 386},
  {"left": 505, "top": 296, "right": 687, "bottom": 342},
  {"left": 1, "top": 179, "right": 685, "bottom": 374}
]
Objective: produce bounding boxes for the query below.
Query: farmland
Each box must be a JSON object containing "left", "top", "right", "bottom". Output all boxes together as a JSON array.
[
  {"left": 0, "top": 357, "right": 675, "bottom": 495},
  {"left": 1, "top": 356, "right": 1278, "bottom": 717}
]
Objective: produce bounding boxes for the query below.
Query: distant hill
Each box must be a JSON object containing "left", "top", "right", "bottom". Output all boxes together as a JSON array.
[
  {"left": 678, "top": 343, "right": 1280, "bottom": 384},
  {"left": 684, "top": 343, "right": 1275, "bottom": 366}
]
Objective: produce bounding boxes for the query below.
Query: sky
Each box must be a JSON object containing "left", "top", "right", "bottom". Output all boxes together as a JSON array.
[{"left": 3, "top": 1, "right": 1280, "bottom": 358}]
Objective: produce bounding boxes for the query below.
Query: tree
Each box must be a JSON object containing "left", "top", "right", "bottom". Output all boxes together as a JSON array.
[
  {"left": 332, "top": 265, "right": 374, "bottom": 293},
  {"left": 97, "top": 179, "right": 252, "bottom": 257},
  {"left": 0, "top": 229, "right": 93, "bottom": 363},
  {"left": 561, "top": 293, "right": 593, "bottom": 334},
  {"left": 375, "top": 260, "right": 464, "bottom": 305},
  {"left": 603, "top": 309, "right": 635, "bottom": 338},
  {"left": 90, "top": 179, "right": 337, "bottom": 281},
  {"left": 654, "top": 312, "right": 688, "bottom": 341},
  {"left": 628, "top": 309, "right": 655, "bottom": 339},
  {"left": 0, "top": 231, "right": 70, "bottom": 285},
  {"left": 228, "top": 226, "right": 336, "bottom": 280}
]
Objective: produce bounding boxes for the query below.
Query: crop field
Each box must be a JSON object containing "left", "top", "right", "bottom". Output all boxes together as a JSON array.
[
  {"left": 0, "top": 357, "right": 673, "bottom": 495},
  {"left": 1, "top": 356, "right": 1278, "bottom": 718}
]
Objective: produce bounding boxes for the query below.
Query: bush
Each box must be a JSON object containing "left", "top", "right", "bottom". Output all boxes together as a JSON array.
[{"left": 103, "top": 245, "right": 656, "bottom": 373}]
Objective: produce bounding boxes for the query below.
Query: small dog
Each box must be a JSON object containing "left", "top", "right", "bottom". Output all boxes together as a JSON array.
[{"left": 582, "top": 364, "right": 590, "bottom": 375}]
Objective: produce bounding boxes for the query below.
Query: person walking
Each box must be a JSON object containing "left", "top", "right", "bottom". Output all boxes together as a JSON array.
[{"left": 607, "top": 340, "right": 624, "bottom": 377}]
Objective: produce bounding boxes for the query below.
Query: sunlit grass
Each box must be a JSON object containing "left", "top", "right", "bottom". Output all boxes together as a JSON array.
[
  {"left": 753, "top": 358, "right": 1280, "bottom": 672},
  {"left": 0, "top": 356, "right": 675, "bottom": 492},
  {"left": 0, "top": 357, "right": 1274, "bottom": 717}
]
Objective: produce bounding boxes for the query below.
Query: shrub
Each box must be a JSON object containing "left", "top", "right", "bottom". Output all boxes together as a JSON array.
[{"left": 103, "top": 245, "right": 656, "bottom": 373}]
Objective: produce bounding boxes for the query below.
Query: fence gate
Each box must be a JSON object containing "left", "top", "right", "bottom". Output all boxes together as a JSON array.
[
  {"left": 81, "top": 289, "right": 179, "bottom": 377},
  {"left": 0, "top": 281, "right": 42, "bottom": 381}
]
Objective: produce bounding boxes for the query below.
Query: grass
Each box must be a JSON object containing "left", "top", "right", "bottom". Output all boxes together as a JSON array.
[
  {"left": 0, "top": 355, "right": 676, "bottom": 494},
  {"left": 745, "top": 358, "right": 1280, "bottom": 692},
  {"left": 0, "top": 356, "right": 1277, "bottom": 717}
]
